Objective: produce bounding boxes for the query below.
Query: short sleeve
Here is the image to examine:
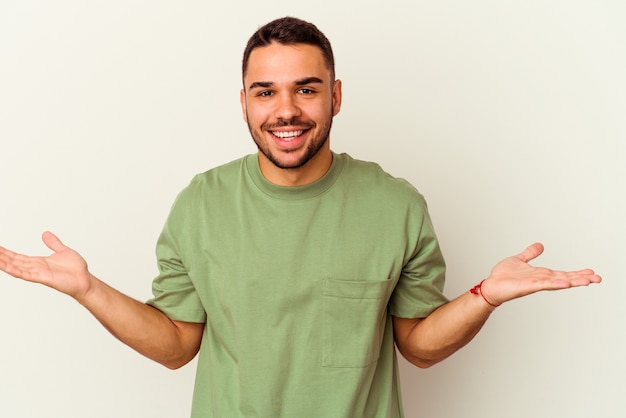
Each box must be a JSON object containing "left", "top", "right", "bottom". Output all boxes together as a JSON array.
[
  {"left": 388, "top": 198, "right": 449, "bottom": 319},
  {"left": 146, "top": 191, "right": 207, "bottom": 323}
]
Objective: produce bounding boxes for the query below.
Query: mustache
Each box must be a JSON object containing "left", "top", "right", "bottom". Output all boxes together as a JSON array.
[{"left": 262, "top": 118, "right": 315, "bottom": 130}]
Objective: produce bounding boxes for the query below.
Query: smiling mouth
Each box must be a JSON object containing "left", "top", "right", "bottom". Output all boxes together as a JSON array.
[{"left": 271, "top": 130, "right": 306, "bottom": 141}]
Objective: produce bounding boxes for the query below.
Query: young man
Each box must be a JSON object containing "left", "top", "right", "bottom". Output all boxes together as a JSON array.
[{"left": 0, "top": 17, "right": 601, "bottom": 417}]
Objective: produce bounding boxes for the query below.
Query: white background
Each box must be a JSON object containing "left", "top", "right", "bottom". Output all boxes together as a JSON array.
[{"left": 1, "top": 1, "right": 624, "bottom": 417}]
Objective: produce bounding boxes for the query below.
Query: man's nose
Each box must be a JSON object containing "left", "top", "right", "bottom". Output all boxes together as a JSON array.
[{"left": 274, "top": 93, "right": 302, "bottom": 120}]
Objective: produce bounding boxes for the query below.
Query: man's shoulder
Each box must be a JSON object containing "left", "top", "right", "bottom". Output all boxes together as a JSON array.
[
  {"left": 169, "top": 155, "right": 252, "bottom": 207},
  {"left": 338, "top": 153, "right": 424, "bottom": 201},
  {"left": 196, "top": 155, "right": 250, "bottom": 181},
  {"left": 177, "top": 154, "right": 253, "bottom": 193}
]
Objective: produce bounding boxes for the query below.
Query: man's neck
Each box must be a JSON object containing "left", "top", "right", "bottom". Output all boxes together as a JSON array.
[{"left": 258, "top": 147, "right": 333, "bottom": 187}]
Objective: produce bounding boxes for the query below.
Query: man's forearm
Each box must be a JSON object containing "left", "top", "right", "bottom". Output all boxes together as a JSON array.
[
  {"left": 77, "top": 275, "right": 203, "bottom": 369},
  {"left": 393, "top": 292, "right": 495, "bottom": 368}
]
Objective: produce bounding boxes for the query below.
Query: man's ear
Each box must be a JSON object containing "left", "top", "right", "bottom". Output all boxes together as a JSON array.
[
  {"left": 332, "top": 79, "right": 342, "bottom": 116},
  {"left": 240, "top": 89, "right": 248, "bottom": 122}
]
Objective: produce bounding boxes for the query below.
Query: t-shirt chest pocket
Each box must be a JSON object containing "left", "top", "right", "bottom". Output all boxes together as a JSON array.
[{"left": 321, "top": 278, "right": 393, "bottom": 368}]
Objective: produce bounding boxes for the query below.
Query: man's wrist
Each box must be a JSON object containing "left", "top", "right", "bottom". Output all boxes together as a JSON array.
[{"left": 469, "top": 280, "right": 501, "bottom": 307}]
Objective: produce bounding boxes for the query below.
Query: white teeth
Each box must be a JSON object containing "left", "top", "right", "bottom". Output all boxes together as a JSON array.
[{"left": 273, "top": 130, "right": 303, "bottom": 139}]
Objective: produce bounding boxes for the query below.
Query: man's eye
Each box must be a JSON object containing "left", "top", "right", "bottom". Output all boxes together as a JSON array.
[
  {"left": 257, "top": 91, "right": 273, "bottom": 97},
  {"left": 299, "top": 88, "right": 315, "bottom": 94}
]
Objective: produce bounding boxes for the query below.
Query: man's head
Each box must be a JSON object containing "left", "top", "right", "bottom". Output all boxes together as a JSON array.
[
  {"left": 242, "top": 17, "right": 335, "bottom": 82},
  {"left": 240, "top": 17, "right": 342, "bottom": 186}
]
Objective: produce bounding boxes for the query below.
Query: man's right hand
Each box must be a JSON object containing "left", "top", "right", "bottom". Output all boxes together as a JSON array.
[{"left": 0, "top": 231, "right": 93, "bottom": 300}]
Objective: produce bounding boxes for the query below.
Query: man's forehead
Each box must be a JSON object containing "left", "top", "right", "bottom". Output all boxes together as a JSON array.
[{"left": 244, "top": 42, "right": 330, "bottom": 83}]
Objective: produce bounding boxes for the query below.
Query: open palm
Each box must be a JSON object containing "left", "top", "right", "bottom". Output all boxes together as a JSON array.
[
  {"left": 0, "top": 231, "right": 92, "bottom": 299},
  {"left": 481, "top": 243, "right": 601, "bottom": 306}
]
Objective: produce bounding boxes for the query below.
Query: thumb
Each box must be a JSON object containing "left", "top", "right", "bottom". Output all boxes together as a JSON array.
[
  {"left": 41, "top": 231, "right": 66, "bottom": 253},
  {"left": 517, "top": 242, "right": 545, "bottom": 263}
]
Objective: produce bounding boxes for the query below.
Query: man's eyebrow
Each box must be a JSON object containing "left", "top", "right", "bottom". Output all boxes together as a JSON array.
[
  {"left": 248, "top": 81, "right": 273, "bottom": 90},
  {"left": 248, "top": 77, "right": 324, "bottom": 91},
  {"left": 295, "top": 77, "right": 324, "bottom": 86}
]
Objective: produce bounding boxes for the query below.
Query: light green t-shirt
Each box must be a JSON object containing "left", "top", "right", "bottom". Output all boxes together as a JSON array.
[{"left": 148, "top": 152, "right": 448, "bottom": 417}]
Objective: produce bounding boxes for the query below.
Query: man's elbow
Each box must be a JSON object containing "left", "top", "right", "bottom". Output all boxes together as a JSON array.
[
  {"left": 158, "top": 351, "right": 198, "bottom": 370},
  {"left": 162, "top": 359, "right": 189, "bottom": 370},
  {"left": 158, "top": 319, "right": 204, "bottom": 370},
  {"left": 397, "top": 346, "right": 446, "bottom": 369}
]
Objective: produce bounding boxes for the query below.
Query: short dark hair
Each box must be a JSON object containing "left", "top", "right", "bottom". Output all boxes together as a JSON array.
[{"left": 242, "top": 17, "right": 335, "bottom": 82}]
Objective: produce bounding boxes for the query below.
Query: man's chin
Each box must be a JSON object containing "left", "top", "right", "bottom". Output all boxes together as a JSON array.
[
  {"left": 267, "top": 154, "right": 309, "bottom": 170},
  {"left": 256, "top": 133, "right": 329, "bottom": 171}
]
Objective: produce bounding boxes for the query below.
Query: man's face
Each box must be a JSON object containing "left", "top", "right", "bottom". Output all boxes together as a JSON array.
[{"left": 240, "top": 42, "right": 341, "bottom": 183}]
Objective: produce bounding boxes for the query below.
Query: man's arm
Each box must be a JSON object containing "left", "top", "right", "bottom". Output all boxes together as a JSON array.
[
  {"left": 0, "top": 231, "right": 203, "bottom": 369},
  {"left": 393, "top": 243, "right": 601, "bottom": 368}
]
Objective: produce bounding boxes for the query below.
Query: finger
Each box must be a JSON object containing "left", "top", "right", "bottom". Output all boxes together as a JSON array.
[
  {"left": 517, "top": 242, "right": 544, "bottom": 263},
  {"left": 0, "top": 248, "right": 26, "bottom": 278},
  {"left": 0, "top": 247, "right": 12, "bottom": 271},
  {"left": 565, "top": 269, "right": 602, "bottom": 285},
  {"left": 0, "top": 245, "right": 17, "bottom": 259},
  {"left": 0, "top": 246, "right": 18, "bottom": 267},
  {"left": 41, "top": 231, "right": 65, "bottom": 253},
  {"left": 536, "top": 268, "right": 602, "bottom": 290}
]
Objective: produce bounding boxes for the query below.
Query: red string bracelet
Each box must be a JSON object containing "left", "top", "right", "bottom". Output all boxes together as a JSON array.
[{"left": 470, "top": 280, "right": 501, "bottom": 307}]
